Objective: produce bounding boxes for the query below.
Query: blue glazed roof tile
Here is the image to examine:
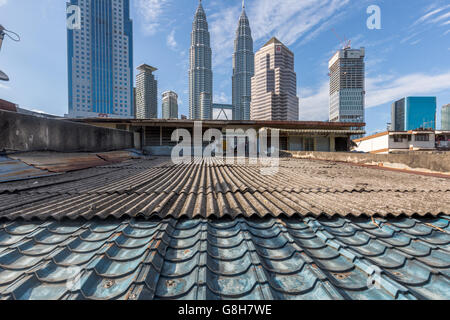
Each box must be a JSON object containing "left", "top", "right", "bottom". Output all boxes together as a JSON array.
[{"left": 0, "top": 216, "right": 449, "bottom": 300}]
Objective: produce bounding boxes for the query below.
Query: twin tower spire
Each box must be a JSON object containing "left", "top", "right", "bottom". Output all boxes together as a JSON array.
[{"left": 189, "top": 0, "right": 254, "bottom": 120}]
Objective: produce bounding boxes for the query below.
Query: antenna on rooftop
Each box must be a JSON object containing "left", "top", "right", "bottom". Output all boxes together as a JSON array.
[{"left": 0, "top": 24, "right": 21, "bottom": 82}]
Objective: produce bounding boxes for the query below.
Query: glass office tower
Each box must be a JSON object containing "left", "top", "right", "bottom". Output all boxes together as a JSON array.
[
  {"left": 391, "top": 97, "right": 437, "bottom": 131},
  {"left": 67, "top": 0, "right": 133, "bottom": 118}
]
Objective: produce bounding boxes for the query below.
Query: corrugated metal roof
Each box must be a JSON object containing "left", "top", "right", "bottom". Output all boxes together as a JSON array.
[
  {"left": 0, "top": 216, "right": 448, "bottom": 300},
  {"left": 0, "top": 158, "right": 448, "bottom": 220},
  {"left": 9, "top": 151, "right": 139, "bottom": 173},
  {"left": 0, "top": 156, "right": 58, "bottom": 183}
]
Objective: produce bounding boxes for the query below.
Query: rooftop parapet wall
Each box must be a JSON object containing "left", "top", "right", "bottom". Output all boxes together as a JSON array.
[
  {"left": 287, "top": 151, "right": 450, "bottom": 174},
  {"left": 0, "top": 110, "right": 134, "bottom": 153}
]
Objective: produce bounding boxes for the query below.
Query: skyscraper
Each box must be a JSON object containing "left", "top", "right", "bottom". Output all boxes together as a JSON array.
[
  {"left": 391, "top": 97, "right": 437, "bottom": 131},
  {"left": 67, "top": 0, "right": 133, "bottom": 119},
  {"left": 135, "top": 64, "right": 158, "bottom": 119},
  {"left": 250, "top": 37, "right": 299, "bottom": 121},
  {"left": 162, "top": 91, "right": 179, "bottom": 119},
  {"left": 442, "top": 104, "right": 450, "bottom": 130},
  {"left": 189, "top": 0, "right": 213, "bottom": 120},
  {"left": 232, "top": 1, "right": 254, "bottom": 121},
  {"left": 391, "top": 98, "right": 406, "bottom": 131},
  {"left": 329, "top": 47, "right": 365, "bottom": 125}
]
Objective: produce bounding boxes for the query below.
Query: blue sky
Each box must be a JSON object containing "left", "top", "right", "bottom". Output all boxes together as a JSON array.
[{"left": 0, "top": 0, "right": 449, "bottom": 134}]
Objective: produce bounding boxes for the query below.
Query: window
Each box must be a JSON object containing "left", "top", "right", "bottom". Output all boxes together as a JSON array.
[
  {"left": 304, "top": 138, "right": 314, "bottom": 151},
  {"left": 415, "top": 134, "right": 430, "bottom": 142},
  {"left": 393, "top": 135, "right": 405, "bottom": 143}
]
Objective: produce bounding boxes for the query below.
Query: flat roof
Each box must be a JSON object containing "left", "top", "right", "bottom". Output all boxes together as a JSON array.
[
  {"left": 354, "top": 130, "right": 440, "bottom": 142},
  {"left": 71, "top": 118, "right": 366, "bottom": 130}
]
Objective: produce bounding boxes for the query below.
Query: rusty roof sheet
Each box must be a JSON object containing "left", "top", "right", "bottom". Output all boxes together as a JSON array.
[
  {"left": 0, "top": 157, "right": 58, "bottom": 183},
  {"left": 0, "top": 158, "right": 448, "bottom": 220},
  {"left": 96, "top": 151, "right": 140, "bottom": 163},
  {"left": 8, "top": 151, "right": 138, "bottom": 173},
  {"left": 0, "top": 216, "right": 449, "bottom": 300}
]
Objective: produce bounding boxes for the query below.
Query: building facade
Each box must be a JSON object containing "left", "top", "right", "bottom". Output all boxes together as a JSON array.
[
  {"left": 67, "top": 0, "right": 133, "bottom": 118},
  {"left": 78, "top": 119, "right": 364, "bottom": 155},
  {"left": 250, "top": 37, "right": 299, "bottom": 121},
  {"left": 162, "top": 91, "right": 178, "bottom": 119},
  {"left": 135, "top": 64, "right": 158, "bottom": 119},
  {"left": 391, "top": 97, "right": 436, "bottom": 131},
  {"left": 189, "top": 1, "right": 213, "bottom": 120},
  {"left": 329, "top": 47, "right": 365, "bottom": 126},
  {"left": 353, "top": 130, "right": 450, "bottom": 154},
  {"left": 442, "top": 104, "right": 450, "bottom": 130},
  {"left": 232, "top": 2, "right": 254, "bottom": 121},
  {"left": 391, "top": 98, "right": 405, "bottom": 131}
]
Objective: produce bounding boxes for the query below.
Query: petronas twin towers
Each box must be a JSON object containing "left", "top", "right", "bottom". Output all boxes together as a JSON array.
[
  {"left": 232, "top": 2, "right": 254, "bottom": 120},
  {"left": 189, "top": 0, "right": 254, "bottom": 120},
  {"left": 189, "top": 1, "right": 213, "bottom": 120}
]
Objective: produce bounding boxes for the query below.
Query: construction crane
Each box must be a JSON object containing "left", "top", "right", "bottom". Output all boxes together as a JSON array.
[
  {"left": 331, "top": 28, "right": 351, "bottom": 50},
  {"left": 0, "top": 24, "right": 20, "bottom": 81}
]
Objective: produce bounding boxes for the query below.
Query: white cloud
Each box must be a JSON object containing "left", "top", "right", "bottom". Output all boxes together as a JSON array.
[
  {"left": 299, "top": 82, "right": 329, "bottom": 121},
  {"left": 210, "top": 6, "right": 241, "bottom": 68},
  {"left": 406, "top": 5, "right": 450, "bottom": 44},
  {"left": 430, "top": 11, "right": 450, "bottom": 24},
  {"left": 400, "top": 31, "right": 421, "bottom": 44},
  {"left": 135, "top": 0, "right": 169, "bottom": 35},
  {"left": 213, "top": 92, "right": 230, "bottom": 104},
  {"left": 209, "top": 0, "right": 350, "bottom": 67},
  {"left": 0, "top": 0, "right": 7, "bottom": 7},
  {"left": 167, "top": 29, "right": 177, "bottom": 50},
  {"left": 31, "top": 109, "right": 46, "bottom": 114},
  {"left": 300, "top": 71, "right": 450, "bottom": 120},
  {"left": 252, "top": 0, "right": 350, "bottom": 46},
  {"left": 366, "top": 71, "right": 450, "bottom": 108},
  {"left": 0, "top": 83, "right": 10, "bottom": 90},
  {"left": 412, "top": 5, "right": 450, "bottom": 26}
]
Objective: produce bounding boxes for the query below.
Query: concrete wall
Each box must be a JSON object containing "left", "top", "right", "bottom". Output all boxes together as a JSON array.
[
  {"left": 0, "top": 110, "right": 134, "bottom": 152},
  {"left": 355, "top": 134, "right": 389, "bottom": 153},
  {"left": 287, "top": 151, "right": 450, "bottom": 174}
]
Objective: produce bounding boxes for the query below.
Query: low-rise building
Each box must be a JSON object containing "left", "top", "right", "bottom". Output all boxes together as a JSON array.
[
  {"left": 353, "top": 130, "right": 450, "bottom": 153},
  {"left": 442, "top": 104, "right": 450, "bottom": 130},
  {"left": 436, "top": 130, "right": 450, "bottom": 150},
  {"left": 72, "top": 118, "right": 365, "bottom": 155}
]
